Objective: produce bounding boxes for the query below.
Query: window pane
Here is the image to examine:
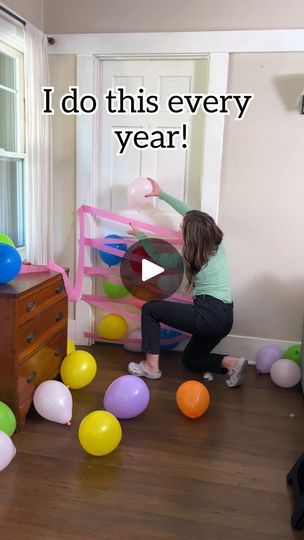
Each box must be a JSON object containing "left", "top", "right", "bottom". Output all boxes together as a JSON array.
[
  {"left": 0, "top": 88, "right": 17, "bottom": 151},
  {"left": 0, "top": 51, "right": 16, "bottom": 89},
  {"left": 0, "top": 158, "right": 24, "bottom": 247}
]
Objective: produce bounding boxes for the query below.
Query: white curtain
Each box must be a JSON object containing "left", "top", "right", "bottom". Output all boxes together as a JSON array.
[{"left": 24, "top": 23, "right": 53, "bottom": 264}]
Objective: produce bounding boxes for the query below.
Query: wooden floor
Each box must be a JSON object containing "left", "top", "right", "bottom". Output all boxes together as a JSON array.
[{"left": 2, "top": 344, "right": 304, "bottom": 540}]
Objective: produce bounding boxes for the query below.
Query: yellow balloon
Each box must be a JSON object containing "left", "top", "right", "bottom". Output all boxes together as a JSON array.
[
  {"left": 98, "top": 313, "right": 128, "bottom": 340},
  {"left": 78, "top": 411, "right": 122, "bottom": 456},
  {"left": 60, "top": 350, "right": 97, "bottom": 389},
  {"left": 67, "top": 339, "right": 76, "bottom": 355}
]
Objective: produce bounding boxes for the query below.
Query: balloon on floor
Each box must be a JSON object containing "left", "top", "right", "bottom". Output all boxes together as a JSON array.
[
  {"left": 0, "top": 402, "right": 16, "bottom": 437},
  {"left": 270, "top": 359, "right": 301, "bottom": 388},
  {"left": 104, "top": 375, "right": 150, "bottom": 419},
  {"left": 0, "top": 432, "right": 16, "bottom": 472},
  {"left": 60, "top": 350, "right": 97, "bottom": 389},
  {"left": 176, "top": 380, "right": 210, "bottom": 419},
  {"left": 78, "top": 410, "right": 122, "bottom": 456},
  {"left": 33, "top": 381, "right": 73, "bottom": 424},
  {"left": 255, "top": 345, "right": 282, "bottom": 374}
]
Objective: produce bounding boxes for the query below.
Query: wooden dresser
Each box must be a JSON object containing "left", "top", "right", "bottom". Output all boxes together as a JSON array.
[{"left": 0, "top": 269, "right": 68, "bottom": 429}]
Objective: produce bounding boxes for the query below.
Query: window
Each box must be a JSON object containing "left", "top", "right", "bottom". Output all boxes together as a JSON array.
[{"left": 0, "top": 40, "right": 25, "bottom": 250}]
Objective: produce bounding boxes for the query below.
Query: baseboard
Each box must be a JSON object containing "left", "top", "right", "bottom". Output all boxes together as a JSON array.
[
  {"left": 206, "top": 334, "right": 298, "bottom": 364},
  {"left": 170, "top": 333, "right": 299, "bottom": 364},
  {"left": 69, "top": 315, "right": 299, "bottom": 365}
]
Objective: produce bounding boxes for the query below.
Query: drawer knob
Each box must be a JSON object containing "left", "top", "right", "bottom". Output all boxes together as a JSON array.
[
  {"left": 55, "top": 285, "right": 64, "bottom": 295},
  {"left": 27, "top": 331, "right": 37, "bottom": 344},
  {"left": 55, "top": 312, "right": 63, "bottom": 322},
  {"left": 54, "top": 347, "right": 62, "bottom": 357},
  {"left": 26, "top": 300, "right": 37, "bottom": 312},
  {"left": 27, "top": 370, "right": 37, "bottom": 384}
]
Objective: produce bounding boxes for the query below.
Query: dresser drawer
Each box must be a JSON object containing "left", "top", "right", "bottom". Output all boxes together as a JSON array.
[
  {"left": 17, "top": 331, "right": 67, "bottom": 404},
  {"left": 18, "top": 276, "right": 66, "bottom": 325},
  {"left": 18, "top": 298, "right": 68, "bottom": 364}
]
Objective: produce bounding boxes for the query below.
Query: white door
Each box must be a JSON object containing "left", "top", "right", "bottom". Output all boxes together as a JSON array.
[
  {"left": 89, "top": 58, "right": 209, "bottom": 338},
  {"left": 98, "top": 58, "right": 209, "bottom": 229}
]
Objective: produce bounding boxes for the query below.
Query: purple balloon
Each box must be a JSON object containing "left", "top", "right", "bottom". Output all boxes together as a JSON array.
[
  {"left": 255, "top": 345, "right": 282, "bottom": 374},
  {"left": 103, "top": 375, "right": 150, "bottom": 419}
]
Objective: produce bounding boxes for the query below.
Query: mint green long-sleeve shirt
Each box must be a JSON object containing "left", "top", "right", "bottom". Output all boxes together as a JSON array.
[{"left": 136, "top": 191, "right": 232, "bottom": 303}]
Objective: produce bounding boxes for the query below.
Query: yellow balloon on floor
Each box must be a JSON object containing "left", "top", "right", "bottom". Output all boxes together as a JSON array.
[
  {"left": 78, "top": 411, "right": 122, "bottom": 456},
  {"left": 60, "top": 350, "right": 97, "bottom": 389},
  {"left": 67, "top": 338, "right": 76, "bottom": 355},
  {"left": 98, "top": 313, "right": 128, "bottom": 340}
]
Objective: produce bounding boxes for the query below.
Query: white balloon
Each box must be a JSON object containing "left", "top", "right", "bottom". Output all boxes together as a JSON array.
[
  {"left": 0, "top": 431, "right": 16, "bottom": 472},
  {"left": 124, "top": 328, "right": 142, "bottom": 352},
  {"left": 270, "top": 359, "right": 301, "bottom": 388},
  {"left": 33, "top": 380, "right": 73, "bottom": 424}
]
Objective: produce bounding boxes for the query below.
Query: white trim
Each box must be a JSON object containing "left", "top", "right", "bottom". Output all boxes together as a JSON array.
[
  {"left": 173, "top": 333, "right": 299, "bottom": 364},
  {"left": 49, "top": 29, "right": 304, "bottom": 55},
  {"left": 75, "top": 55, "right": 96, "bottom": 346},
  {"left": 200, "top": 53, "right": 228, "bottom": 220},
  {"left": 214, "top": 334, "right": 299, "bottom": 364},
  {"left": 0, "top": 5, "right": 24, "bottom": 52},
  {"left": 68, "top": 318, "right": 76, "bottom": 342}
]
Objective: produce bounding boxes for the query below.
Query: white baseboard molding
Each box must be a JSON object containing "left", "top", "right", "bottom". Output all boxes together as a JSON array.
[
  {"left": 69, "top": 316, "right": 299, "bottom": 365},
  {"left": 207, "top": 334, "right": 298, "bottom": 364}
]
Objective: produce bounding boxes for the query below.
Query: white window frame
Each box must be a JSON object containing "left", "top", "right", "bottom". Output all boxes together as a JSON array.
[{"left": 0, "top": 38, "right": 26, "bottom": 258}]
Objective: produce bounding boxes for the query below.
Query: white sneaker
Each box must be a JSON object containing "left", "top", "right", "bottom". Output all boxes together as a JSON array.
[{"left": 226, "top": 357, "right": 247, "bottom": 388}]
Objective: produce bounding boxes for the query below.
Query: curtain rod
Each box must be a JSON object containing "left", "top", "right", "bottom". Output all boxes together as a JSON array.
[
  {"left": 0, "top": 5, "right": 26, "bottom": 26},
  {"left": 0, "top": 5, "right": 56, "bottom": 44}
]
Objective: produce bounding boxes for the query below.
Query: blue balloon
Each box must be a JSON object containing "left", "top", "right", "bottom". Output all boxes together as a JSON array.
[
  {"left": 160, "top": 328, "right": 182, "bottom": 351},
  {"left": 98, "top": 234, "right": 127, "bottom": 266},
  {"left": 0, "top": 243, "right": 22, "bottom": 283}
]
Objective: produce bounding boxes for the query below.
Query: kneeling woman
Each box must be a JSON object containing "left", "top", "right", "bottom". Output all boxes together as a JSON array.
[{"left": 127, "top": 178, "right": 246, "bottom": 388}]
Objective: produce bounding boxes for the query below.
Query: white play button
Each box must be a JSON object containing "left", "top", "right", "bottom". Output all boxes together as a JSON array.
[{"left": 142, "top": 259, "right": 164, "bottom": 282}]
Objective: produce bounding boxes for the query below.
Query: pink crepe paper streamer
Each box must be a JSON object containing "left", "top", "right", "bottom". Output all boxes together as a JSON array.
[
  {"left": 47, "top": 204, "right": 184, "bottom": 302},
  {"left": 20, "top": 264, "right": 50, "bottom": 274}
]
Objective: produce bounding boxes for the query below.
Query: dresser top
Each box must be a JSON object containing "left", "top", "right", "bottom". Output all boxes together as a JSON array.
[{"left": 0, "top": 269, "right": 64, "bottom": 298}]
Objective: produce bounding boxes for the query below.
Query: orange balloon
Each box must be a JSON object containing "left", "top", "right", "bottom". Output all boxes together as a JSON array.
[{"left": 176, "top": 380, "right": 210, "bottom": 419}]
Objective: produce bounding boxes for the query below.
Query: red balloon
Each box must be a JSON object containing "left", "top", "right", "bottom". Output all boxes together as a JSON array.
[{"left": 130, "top": 245, "right": 149, "bottom": 273}]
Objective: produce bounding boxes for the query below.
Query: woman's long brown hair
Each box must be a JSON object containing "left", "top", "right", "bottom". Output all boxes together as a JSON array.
[{"left": 182, "top": 210, "right": 223, "bottom": 291}]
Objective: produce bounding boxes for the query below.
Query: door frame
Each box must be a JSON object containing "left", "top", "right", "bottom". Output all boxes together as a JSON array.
[{"left": 74, "top": 52, "right": 228, "bottom": 344}]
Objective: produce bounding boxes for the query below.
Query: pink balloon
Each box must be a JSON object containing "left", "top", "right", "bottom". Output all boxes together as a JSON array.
[
  {"left": 127, "top": 177, "right": 152, "bottom": 208},
  {"left": 124, "top": 328, "right": 142, "bottom": 352},
  {"left": 33, "top": 380, "right": 73, "bottom": 424},
  {"left": 0, "top": 432, "right": 16, "bottom": 472}
]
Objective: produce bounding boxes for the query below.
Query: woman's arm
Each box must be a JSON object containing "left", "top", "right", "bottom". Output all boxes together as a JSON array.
[
  {"left": 127, "top": 224, "right": 182, "bottom": 270},
  {"left": 147, "top": 177, "right": 191, "bottom": 216}
]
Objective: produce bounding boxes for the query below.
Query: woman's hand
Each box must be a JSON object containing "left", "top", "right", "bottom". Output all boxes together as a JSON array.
[
  {"left": 127, "top": 223, "right": 140, "bottom": 236},
  {"left": 146, "top": 177, "right": 161, "bottom": 197}
]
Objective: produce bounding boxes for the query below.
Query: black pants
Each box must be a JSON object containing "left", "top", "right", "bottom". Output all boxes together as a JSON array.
[{"left": 141, "top": 295, "right": 233, "bottom": 374}]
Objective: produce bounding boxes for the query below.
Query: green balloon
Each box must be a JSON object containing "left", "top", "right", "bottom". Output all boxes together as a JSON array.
[
  {"left": 0, "top": 402, "right": 16, "bottom": 436},
  {"left": 283, "top": 344, "right": 301, "bottom": 365},
  {"left": 0, "top": 233, "right": 15, "bottom": 247},
  {"left": 104, "top": 278, "right": 128, "bottom": 299}
]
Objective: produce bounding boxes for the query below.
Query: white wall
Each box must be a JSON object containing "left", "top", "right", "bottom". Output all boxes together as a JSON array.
[
  {"left": 2, "top": 0, "right": 44, "bottom": 29},
  {"left": 48, "top": 54, "right": 76, "bottom": 318},
  {"left": 220, "top": 52, "right": 304, "bottom": 341},
  {"left": 44, "top": 0, "right": 304, "bottom": 34}
]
